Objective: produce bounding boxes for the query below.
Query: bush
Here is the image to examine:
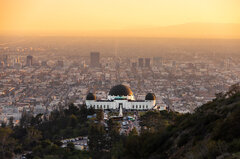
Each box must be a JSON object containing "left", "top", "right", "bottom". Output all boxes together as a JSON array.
[
  {"left": 177, "top": 133, "right": 189, "bottom": 147},
  {"left": 228, "top": 138, "right": 240, "bottom": 153}
]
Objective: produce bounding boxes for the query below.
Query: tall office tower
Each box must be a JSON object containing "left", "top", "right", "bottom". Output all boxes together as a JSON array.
[
  {"left": 90, "top": 52, "right": 100, "bottom": 67},
  {"left": 153, "top": 57, "right": 162, "bottom": 66},
  {"left": 26, "top": 55, "right": 33, "bottom": 66},
  {"left": 138, "top": 58, "right": 144, "bottom": 68},
  {"left": 1, "top": 55, "right": 8, "bottom": 67},
  {"left": 145, "top": 58, "right": 151, "bottom": 67},
  {"left": 3, "top": 55, "right": 8, "bottom": 66}
]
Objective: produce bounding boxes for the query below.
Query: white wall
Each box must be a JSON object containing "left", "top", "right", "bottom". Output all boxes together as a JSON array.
[{"left": 86, "top": 99, "right": 155, "bottom": 110}]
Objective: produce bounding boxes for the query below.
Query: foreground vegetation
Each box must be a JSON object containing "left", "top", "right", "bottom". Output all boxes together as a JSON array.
[
  {"left": 118, "top": 84, "right": 240, "bottom": 159},
  {"left": 1, "top": 84, "right": 240, "bottom": 159},
  {"left": 0, "top": 104, "right": 95, "bottom": 159}
]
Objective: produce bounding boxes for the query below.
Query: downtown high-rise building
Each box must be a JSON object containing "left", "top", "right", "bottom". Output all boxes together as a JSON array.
[
  {"left": 153, "top": 57, "right": 163, "bottom": 66},
  {"left": 3, "top": 55, "right": 8, "bottom": 67},
  {"left": 145, "top": 58, "right": 151, "bottom": 67},
  {"left": 26, "top": 55, "right": 33, "bottom": 66},
  {"left": 0, "top": 55, "right": 8, "bottom": 67},
  {"left": 138, "top": 58, "right": 144, "bottom": 68},
  {"left": 90, "top": 52, "right": 100, "bottom": 67}
]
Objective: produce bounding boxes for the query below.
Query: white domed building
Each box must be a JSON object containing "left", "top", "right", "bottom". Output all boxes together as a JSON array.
[{"left": 85, "top": 84, "right": 156, "bottom": 111}]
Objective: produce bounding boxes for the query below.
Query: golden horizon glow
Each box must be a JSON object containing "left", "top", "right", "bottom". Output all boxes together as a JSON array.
[{"left": 1, "top": 0, "right": 240, "bottom": 37}]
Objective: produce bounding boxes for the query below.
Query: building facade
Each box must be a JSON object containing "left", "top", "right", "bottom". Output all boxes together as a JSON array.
[
  {"left": 86, "top": 84, "right": 156, "bottom": 111},
  {"left": 138, "top": 58, "right": 144, "bottom": 68},
  {"left": 90, "top": 52, "right": 100, "bottom": 67},
  {"left": 145, "top": 58, "right": 151, "bottom": 67},
  {"left": 26, "top": 55, "right": 33, "bottom": 66}
]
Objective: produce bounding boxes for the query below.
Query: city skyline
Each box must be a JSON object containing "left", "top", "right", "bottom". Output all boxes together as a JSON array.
[{"left": 0, "top": 1, "right": 240, "bottom": 158}]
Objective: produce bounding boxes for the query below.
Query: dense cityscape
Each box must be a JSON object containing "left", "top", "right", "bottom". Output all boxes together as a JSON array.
[
  {"left": 2, "top": 0, "right": 240, "bottom": 158},
  {"left": 1, "top": 0, "right": 240, "bottom": 158},
  {"left": 1, "top": 38, "right": 240, "bottom": 126}
]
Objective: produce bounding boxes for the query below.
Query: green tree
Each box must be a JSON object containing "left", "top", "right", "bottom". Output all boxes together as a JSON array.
[
  {"left": 65, "top": 103, "right": 79, "bottom": 116},
  {"left": 129, "top": 127, "right": 138, "bottom": 136},
  {"left": 111, "top": 141, "right": 124, "bottom": 159},
  {"left": 78, "top": 105, "right": 88, "bottom": 122},
  {"left": 20, "top": 110, "right": 32, "bottom": 128},
  {"left": 31, "top": 114, "right": 43, "bottom": 126},
  {"left": 67, "top": 142, "right": 75, "bottom": 151},
  {"left": 107, "top": 119, "right": 120, "bottom": 152},
  {"left": 96, "top": 109, "right": 104, "bottom": 122},
  {"left": 0, "top": 127, "right": 15, "bottom": 159},
  {"left": 1, "top": 122, "right": 6, "bottom": 128},
  {"left": 9, "top": 117, "right": 14, "bottom": 128},
  {"left": 88, "top": 123, "right": 107, "bottom": 152},
  {"left": 69, "top": 114, "right": 78, "bottom": 128},
  {"left": 24, "top": 127, "right": 42, "bottom": 149}
]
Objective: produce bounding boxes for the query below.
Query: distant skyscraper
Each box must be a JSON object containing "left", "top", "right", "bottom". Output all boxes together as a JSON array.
[
  {"left": 1, "top": 55, "right": 8, "bottom": 67},
  {"left": 3, "top": 55, "right": 8, "bottom": 67},
  {"left": 153, "top": 57, "right": 162, "bottom": 66},
  {"left": 90, "top": 52, "right": 100, "bottom": 67},
  {"left": 138, "top": 58, "right": 144, "bottom": 68},
  {"left": 145, "top": 58, "right": 151, "bottom": 67},
  {"left": 26, "top": 55, "right": 33, "bottom": 66}
]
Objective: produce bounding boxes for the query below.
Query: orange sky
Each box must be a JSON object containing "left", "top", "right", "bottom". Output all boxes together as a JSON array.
[{"left": 0, "top": 0, "right": 240, "bottom": 37}]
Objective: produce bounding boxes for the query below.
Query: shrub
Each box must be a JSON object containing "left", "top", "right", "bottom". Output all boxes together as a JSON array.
[{"left": 177, "top": 133, "right": 189, "bottom": 147}]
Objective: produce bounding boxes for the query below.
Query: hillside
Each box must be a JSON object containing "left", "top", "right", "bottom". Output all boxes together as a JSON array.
[{"left": 119, "top": 84, "right": 240, "bottom": 159}]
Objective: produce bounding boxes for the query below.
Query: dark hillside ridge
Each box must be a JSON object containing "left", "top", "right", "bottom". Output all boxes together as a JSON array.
[{"left": 121, "top": 83, "right": 240, "bottom": 159}]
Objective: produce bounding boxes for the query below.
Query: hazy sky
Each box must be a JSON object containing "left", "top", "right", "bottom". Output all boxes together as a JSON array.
[{"left": 1, "top": 0, "right": 240, "bottom": 36}]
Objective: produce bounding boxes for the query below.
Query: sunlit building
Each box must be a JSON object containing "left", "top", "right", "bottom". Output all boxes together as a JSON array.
[{"left": 86, "top": 84, "right": 156, "bottom": 110}]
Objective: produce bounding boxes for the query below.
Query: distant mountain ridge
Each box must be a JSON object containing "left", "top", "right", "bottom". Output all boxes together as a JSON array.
[
  {"left": 116, "top": 23, "right": 240, "bottom": 38},
  {"left": 1, "top": 23, "right": 240, "bottom": 38},
  {"left": 76, "top": 23, "right": 240, "bottom": 39}
]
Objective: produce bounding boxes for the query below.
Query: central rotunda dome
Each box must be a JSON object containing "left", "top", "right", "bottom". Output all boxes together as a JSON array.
[{"left": 109, "top": 84, "right": 133, "bottom": 96}]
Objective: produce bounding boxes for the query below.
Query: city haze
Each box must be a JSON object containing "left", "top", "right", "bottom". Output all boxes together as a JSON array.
[
  {"left": 1, "top": 0, "right": 240, "bottom": 38},
  {"left": 1, "top": 37, "right": 240, "bottom": 56}
]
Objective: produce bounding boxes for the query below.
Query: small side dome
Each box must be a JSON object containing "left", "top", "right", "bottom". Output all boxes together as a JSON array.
[
  {"left": 86, "top": 93, "right": 96, "bottom": 100},
  {"left": 145, "top": 93, "right": 156, "bottom": 100}
]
